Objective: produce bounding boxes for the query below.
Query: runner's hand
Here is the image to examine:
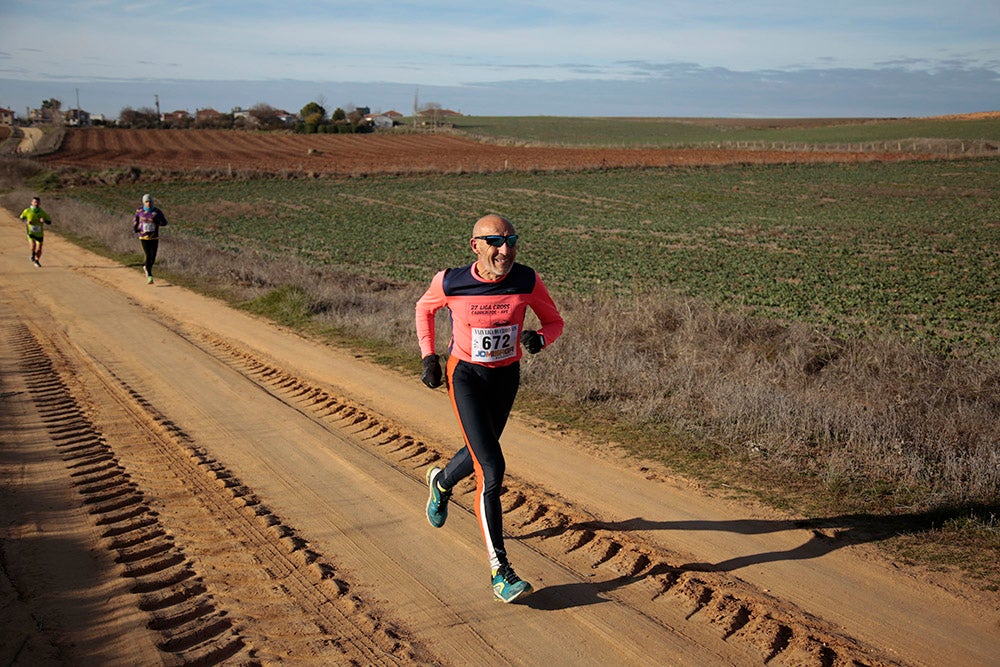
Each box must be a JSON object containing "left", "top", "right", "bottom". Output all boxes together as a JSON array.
[
  {"left": 421, "top": 354, "right": 443, "bottom": 388},
  {"left": 521, "top": 330, "right": 544, "bottom": 354}
]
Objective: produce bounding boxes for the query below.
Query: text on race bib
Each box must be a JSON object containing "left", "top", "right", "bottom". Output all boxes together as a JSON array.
[{"left": 471, "top": 324, "right": 519, "bottom": 361}]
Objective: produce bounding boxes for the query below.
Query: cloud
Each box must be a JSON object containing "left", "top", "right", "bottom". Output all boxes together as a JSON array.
[
  {"left": 1, "top": 1, "right": 998, "bottom": 117},
  {"left": 3, "top": 1, "right": 999, "bottom": 85},
  {"left": 3, "top": 60, "right": 997, "bottom": 120}
]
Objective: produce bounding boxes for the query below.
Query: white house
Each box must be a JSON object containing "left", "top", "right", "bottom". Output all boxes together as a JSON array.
[{"left": 364, "top": 113, "right": 395, "bottom": 130}]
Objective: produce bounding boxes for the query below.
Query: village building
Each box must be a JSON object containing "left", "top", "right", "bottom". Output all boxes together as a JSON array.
[
  {"left": 415, "top": 107, "right": 463, "bottom": 127},
  {"left": 65, "top": 108, "right": 91, "bottom": 126},
  {"left": 27, "top": 106, "right": 61, "bottom": 124},
  {"left": 416, "top": 108, "right": 462, "bottom": 119},
  {"left": 363, "top": 113, "right": 396, "bottom": 129},
  {"left": 162, "top": 109, "right": 192, "bottom": 126},
  {"left": 196, "top": 108, "right": 225, "bottom": 123}
]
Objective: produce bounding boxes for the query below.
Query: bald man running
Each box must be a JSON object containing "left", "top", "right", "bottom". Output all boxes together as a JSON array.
[{"left": 415, "top": 213, "right": 564, "bottom": 603}]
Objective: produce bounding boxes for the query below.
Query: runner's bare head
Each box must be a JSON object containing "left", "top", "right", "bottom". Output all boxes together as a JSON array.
[{"left": 471, "top": 214, "right": 517, "bottom": 281}]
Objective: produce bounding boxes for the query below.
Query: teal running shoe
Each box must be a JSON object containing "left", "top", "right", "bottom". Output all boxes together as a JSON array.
[
  {"left": 491, "top": 563, "right": 533, "bottom": 603},
  {"left": 425, "top": 466, "right": 451, "bottom": 528}
]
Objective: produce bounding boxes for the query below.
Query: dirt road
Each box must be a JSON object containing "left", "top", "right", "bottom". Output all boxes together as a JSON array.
[{"left": 1, "top": 210, "right": 997, "bottom": 666}]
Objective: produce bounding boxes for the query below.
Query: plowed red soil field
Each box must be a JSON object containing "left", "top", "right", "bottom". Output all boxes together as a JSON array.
[{"left": 42, "top": 127, "right": 924, "bottom": 176}]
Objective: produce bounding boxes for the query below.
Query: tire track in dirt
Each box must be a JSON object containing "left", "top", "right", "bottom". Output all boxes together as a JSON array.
[
  {"left": 9, "top": 321, "right": 249, "bottom": 666},
  {"left": 9, "top": 320, "right": 432, "bottom": 665},
  {"left": 198, "top": 333, "right": 895, "bottom": 667}
]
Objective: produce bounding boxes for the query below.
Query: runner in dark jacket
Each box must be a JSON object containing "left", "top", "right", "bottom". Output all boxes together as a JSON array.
[{"left": 132, "top": 193, "right": 168, "bottom": 284}]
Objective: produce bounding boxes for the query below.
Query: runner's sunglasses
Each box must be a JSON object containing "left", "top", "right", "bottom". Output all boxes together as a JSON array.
[{"left": 474, "top": 234, "right": 519, "bottom": 248}]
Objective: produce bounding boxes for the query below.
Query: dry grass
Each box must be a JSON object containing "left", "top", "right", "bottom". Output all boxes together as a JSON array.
[{"left": 525, "top": 293, "right": 999, "bottom": 510}]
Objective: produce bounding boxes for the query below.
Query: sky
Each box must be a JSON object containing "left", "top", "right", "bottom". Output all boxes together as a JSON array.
[{"left": 1, "top": 1, "right": 999, "bottom": 120}]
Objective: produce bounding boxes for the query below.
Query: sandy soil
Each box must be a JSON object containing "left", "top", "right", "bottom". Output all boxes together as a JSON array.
[
  {"left": 2, "top": 210, "right": 998, "bottom": 666},
  {"left": 17, "top": 127, "right": 43, "bottom": 154}
]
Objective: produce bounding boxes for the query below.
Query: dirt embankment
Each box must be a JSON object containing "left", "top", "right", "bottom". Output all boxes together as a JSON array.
[{"left": 18, "top": 127, "right": 43, "bottom": 153}]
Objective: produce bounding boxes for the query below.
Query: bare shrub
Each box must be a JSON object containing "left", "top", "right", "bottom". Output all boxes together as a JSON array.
[
  {"left": 0, "top": 159, "right": 50, "bottom": 192},
  {"left": 523, "top": 290, "right": 999, "bottom": 508}
]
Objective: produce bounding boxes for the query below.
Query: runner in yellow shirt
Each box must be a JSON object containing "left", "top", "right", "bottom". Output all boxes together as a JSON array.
[{"left": 19, "top": 196, "right": 52, "bottom": 267}]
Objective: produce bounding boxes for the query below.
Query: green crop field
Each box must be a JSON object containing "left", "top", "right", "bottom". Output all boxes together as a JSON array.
[{"left": 74, "top": 157, "right": 1000, "bottom": 357}]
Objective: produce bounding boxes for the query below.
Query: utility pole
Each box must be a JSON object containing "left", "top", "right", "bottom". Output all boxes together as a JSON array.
[
  {"left": 155, "top": 94, "right": 160, "bottom": 120},
  {"left": 413, "top": 87, "right": 418, "bottom": 127}
]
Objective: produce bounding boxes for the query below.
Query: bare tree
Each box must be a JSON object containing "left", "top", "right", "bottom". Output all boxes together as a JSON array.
[
  {"left": 247, "top": 103, "right": 285, "bottom": 130},
  {"left": 419, "top": 102, "right": 443, "bottom": 127},
  {"left": 119, "top": 106, "right": 160, "bottom": 128}
]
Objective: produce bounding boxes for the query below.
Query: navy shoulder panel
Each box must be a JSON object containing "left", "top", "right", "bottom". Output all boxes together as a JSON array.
[{"left": 442, "top": 263, "right": 536, "bottom": 296}]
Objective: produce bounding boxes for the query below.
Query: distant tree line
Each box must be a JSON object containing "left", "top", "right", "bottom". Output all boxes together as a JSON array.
[
  {"left": 114, "top": 100, "right": 382, "bottom": 133},
  {"left": 24, "top": 96, "right": 423, "bottom": 132},
  {"left": 22, "top": 97, "right": 440, "bottom": 134},
  {"left": 294, "top": 102, "right": 377, "bottom": 134}
]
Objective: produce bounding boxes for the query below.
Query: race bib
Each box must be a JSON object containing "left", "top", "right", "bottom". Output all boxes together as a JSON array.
[
  {"left": 141, "top": 221, "right": 157, "bottom": 233},
  {"left": 28, "top": 223, "right": 42, "bottom": 235},
  {"left": 471, "top": 324, "right": 519, "bottom": 362}
]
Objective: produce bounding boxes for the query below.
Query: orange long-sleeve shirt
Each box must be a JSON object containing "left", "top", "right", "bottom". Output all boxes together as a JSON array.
[{"left": 416, "top": 262, "right": 564, "bottom": 367}]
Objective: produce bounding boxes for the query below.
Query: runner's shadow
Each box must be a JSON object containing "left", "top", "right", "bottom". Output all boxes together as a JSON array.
[
  {"left": 524, "top": 563, "right": 681, "bottom": 611},
  {"left": 520, "top": 503, "right": 997, "bottom": 574}
]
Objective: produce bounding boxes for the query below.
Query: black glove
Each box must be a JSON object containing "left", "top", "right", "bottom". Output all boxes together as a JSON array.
[
  {"left": 421, "top": 354, "right": 443, "bottom": 388},
  {"left": 520, "top": 330, "right": 544, "bottom": 354}
]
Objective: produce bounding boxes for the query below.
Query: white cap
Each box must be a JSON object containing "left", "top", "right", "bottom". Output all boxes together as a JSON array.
[{"left": 142, "top": 193, "right": 152, "bottom": 203}]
